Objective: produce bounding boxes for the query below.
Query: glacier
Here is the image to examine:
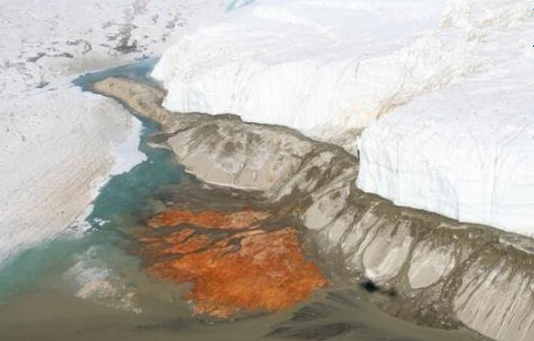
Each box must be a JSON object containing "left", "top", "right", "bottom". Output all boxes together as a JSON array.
[
  {"left": 153, "top": 0, "right": 488, "bottom": 140},
  {"left": 153, "top": 0, "right": 534, "bottom": 235}
]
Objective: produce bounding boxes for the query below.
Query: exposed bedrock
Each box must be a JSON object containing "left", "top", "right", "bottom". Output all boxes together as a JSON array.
[{"left": 93, "top": 77, "right": 534, "bottom": 341}]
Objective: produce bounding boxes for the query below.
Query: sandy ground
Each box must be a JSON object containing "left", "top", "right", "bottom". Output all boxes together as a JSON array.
[{"left": 0, "top": 286, "right": 487, "bottom": 341}]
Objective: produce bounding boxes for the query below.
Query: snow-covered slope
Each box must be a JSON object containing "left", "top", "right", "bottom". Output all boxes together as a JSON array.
[
  {"left": 0, "top": 0, "right": 225, "bottom": 263},
  {"left": 0, "top": 87, "right": 144, "bottom": 262},
  {"left": 0, "top": 0, "right": 226, "bottom": 99},
  {"left": 154, "top": 0, "right": 534, "bottom": 235}
]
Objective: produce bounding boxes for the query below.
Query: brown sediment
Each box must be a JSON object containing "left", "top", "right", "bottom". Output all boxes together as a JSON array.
[
  {"left": 140, "top": 209, "right": 328, "bottom": 318},
  {"left": 142, "top": 228, "right": 214, "bottom": 256}
]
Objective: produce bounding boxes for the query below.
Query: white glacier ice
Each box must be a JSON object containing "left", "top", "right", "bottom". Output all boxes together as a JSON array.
[
  {"left": 153, "top": 0, "right": 484, "bottom": 139},
  {"left": 357, "top": 20, "right": 534, "bottom": 236},
  {"left": 154, "top": 0, "right": 534, "bottom": 235}
]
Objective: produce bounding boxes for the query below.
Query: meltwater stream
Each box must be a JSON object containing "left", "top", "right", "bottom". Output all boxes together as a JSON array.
[
  {"left": 0, "top": 58, "right": 186, "bottom": 300},
  {"left": 0, "top": 59, "right": 488, "bottom": 341}
]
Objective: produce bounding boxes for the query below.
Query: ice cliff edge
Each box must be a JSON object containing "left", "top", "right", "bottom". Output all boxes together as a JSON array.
[{"left": 153, "top": 0, "right": 534, "bottom": 236}]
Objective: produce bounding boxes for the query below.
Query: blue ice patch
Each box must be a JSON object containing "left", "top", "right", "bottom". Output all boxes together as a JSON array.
[{"left": 226, "top": 0, "right": 259, "bottom": 11}]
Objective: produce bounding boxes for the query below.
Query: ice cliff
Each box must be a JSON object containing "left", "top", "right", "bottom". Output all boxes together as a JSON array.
[
  {"left": 357, "top": 2, "right": 534, "bottom": 235},
  {"left": 153, "top": 0, "right": 479, "bottom": 138},
  {"left": 153, "top": 0, "right": 534, "bottom": 235}
]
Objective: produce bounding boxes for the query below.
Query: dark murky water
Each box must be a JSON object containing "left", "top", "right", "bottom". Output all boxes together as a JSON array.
[{"left": 0, "top": 59, "right": 488, "bottom": 341}]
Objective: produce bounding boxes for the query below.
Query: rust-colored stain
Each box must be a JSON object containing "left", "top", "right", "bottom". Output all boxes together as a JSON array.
[
  {"left": 140, "top": 209, "right": 328, "bottom": 318},
  {"left": 142, "top": 228, "right": 213, "bottom": 255},
  {"left": 147, "top": 209, "right": 269, "bottom": 230}
]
